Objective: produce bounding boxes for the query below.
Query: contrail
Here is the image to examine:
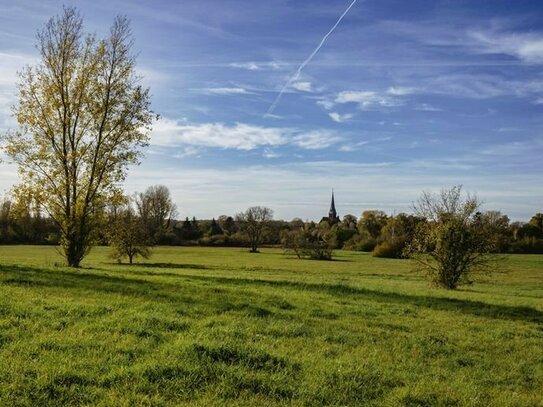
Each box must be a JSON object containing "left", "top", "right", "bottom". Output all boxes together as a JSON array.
[{"left": 265, "top": 0, "right": 358, "bottom": 117}]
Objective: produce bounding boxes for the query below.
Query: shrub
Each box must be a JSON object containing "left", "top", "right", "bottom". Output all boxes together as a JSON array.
[
  {"left": 372, "top": 238, "right": 406, "bottom": 258},
  {"left": 281, "top": 228, "right": 334, "bottom": 260},
  {"left": 406, "top": 186, "right": 501, "bottom": 289}
]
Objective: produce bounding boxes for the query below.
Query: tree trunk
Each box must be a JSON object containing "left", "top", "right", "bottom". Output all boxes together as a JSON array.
[
  {"left": 65, "top": 239, "right": 85, "bottom": 267},
  {"left": 63, "top": 224, "right": 90, "bottom": 268}
]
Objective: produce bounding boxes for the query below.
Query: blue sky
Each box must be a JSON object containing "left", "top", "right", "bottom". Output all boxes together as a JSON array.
[{"left": 1, "top": 0, "right": 542, "bottom": 221}]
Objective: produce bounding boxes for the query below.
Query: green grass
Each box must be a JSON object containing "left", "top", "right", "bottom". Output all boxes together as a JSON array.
[{"left": 0, "top": 246, "right": 541, "bottom": 406}]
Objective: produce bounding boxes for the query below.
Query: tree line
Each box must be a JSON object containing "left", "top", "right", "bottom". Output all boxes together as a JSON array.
[{"left": 1, "top": 184, "right": 541, "bottom": 257}]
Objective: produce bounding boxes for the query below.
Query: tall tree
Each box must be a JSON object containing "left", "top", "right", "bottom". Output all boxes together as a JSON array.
[
  {"left": 135, "top": 185, "right": 176, "bottom": 242},
  {"left": 2, "top": 8, "right": 153, "bottom": 267},
  {"left": 236, "top": 206, "right": 273, "bottom": 253},
  {"left": 358, "top": 210, "right": 388, "bottom": 239},
  {"left": 218, "top": 215, "right": 237, "bottom": 236}
]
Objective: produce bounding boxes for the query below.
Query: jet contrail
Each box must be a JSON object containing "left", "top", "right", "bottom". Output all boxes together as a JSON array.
[{"left": 265, "top": 0, "right": 358, "bottom": 117}]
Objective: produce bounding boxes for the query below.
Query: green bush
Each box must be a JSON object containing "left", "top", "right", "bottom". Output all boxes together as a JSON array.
[{"left": 372, "top": 238, "right": 406, "bottom": 258}]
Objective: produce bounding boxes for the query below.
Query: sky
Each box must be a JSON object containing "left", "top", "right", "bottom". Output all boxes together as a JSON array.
[{"left": 0, "top": 0, "right": 542, "bottom": 221}]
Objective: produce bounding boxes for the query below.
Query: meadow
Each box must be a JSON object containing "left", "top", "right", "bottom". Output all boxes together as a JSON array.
[{"left": 0, "top": 245, "right": 541, "bottom": 406}]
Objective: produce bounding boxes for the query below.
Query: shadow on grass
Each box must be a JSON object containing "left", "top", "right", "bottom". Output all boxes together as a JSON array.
[
  {"left": 179, "top": 275, "right": 543, "bottom": 324},
  {"left": 1, "top": 264, "right": 541, "bottom": 324},
  {"left": 107, "top": 262, "right": 213, "bottom": 270},
  {"left": 0, "top": 264, "right": 182, "bottom": 303}
]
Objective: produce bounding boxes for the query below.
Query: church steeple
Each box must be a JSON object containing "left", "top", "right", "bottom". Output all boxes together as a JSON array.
[
  {"left": 320, "top": 190, "right": 340, "bottom": 225},
  {"left": 326, "top": 190, "right": 339, "bottom": 224},
  {"left": 329, "top": 190, "right": 337, "bottom": 220}
]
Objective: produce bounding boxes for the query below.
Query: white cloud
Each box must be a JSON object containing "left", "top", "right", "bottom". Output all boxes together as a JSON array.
[
  {"left": 291, "top": 81, "right": 313, "bottom": 92},
  {"left": 317, "top": 99, "right": 336, "bottom": 110},
  {"left": 338, "top": 136, "right": 391, "bottom": 152},
  {"left": 329, "top": 112, "right": 353, "bottom": 122},
  {"left": 263, "top": 148, "right": 281, "bottom": 159},
  {"left": 229, "top": 61, "right": 284, "bottom": 70},
  {"left": 318, "top": 88, "right": 411, "bottom": 112},
  {"left": 152, "top": 119, "right": 287, "bottom": 150},
  {"left": 197, "top": 87, "right": 251, "bottom": 95},
  {"left": 334, "top": 90, "right": 401, "bottom": 109},
  {"left": 151, "top": 118, "right": 340, "bottom": 151},
  {"left": 415, "top": 103, "right": 443, "bottom": 112},
  {"left": 293, "top": 130, "right": 342, "bottom": 150},
  {"left": 468, "top": 31, "right": 543, "bottom": 64},
  {"left": 386, "top": 86, "right": 415, "bottom": 95},
  {"left": 173, "top": 146, "right": 201, "bottom": 158},
  {"left": 338, "top": 141, "right": 368, "bottom": 152},
  {"left": 425, "top": 73, "right": 543, "bottom": 99}
]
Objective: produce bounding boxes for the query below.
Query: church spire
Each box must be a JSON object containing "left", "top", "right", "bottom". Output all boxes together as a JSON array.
[
  {"left": 320, "top": 190, "right": 340, "bottom": 225},
  {"left": 329, "top": 191, "right": 336, "bottom": 218},
  {"left": 328, "top": 190, "right": 339, "bottom": 223}
]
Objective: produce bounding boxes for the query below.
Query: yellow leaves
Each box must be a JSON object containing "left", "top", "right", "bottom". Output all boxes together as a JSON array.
[{"left": 3, "top": 7, "right": 153, "bottom": 265}]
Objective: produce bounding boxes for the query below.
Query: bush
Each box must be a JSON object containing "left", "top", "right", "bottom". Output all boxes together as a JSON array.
[
  {"left": 281, "top": 229, "right": 334, "bottom": 260},
  {"left": 344, "top": 235, "right": 377, "bottom": 252},
  {"left": 372, "top": 238, "right": 406, "bottom": 258},
  {"left": 406, "top": 186, "right": 501, "bottom": 289},
  {"left": 510, "top": 238, "right": 543, "bottom": 254}
]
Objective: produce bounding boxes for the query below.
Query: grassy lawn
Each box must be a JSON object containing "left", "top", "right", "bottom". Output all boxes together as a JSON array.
[{"left": 0, "top": 246, "right": 541, "bottom": 406}]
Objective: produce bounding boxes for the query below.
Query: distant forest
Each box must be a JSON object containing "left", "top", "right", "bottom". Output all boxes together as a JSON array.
[{"left": 1, "top": 185, "right": 542, "bottom": 255}]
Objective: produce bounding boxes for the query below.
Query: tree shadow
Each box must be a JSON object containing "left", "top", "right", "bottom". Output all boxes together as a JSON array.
[
  {"left": 0, "top": 264, "right": 183, "bottom": 303},
  {"left": 179, "top": 275, "right": 543, "bottom": 324},
  {"left": 1, "top": 264, "right": 541, "bottom": 325},
  {"left": 106, "top": 262, "right": 213, "bottom": 270}
]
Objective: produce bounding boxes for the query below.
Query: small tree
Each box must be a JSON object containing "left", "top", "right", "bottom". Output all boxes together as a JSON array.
[
  {"left": 236, "top": 206, "right": 273, "bottom": 253},
  {"left": 281, "top": 224, "right": 334, "bottom": 260},
  {"left": 406, "top": 186, "right": 500, "bottom": 289},
  {"left": 109, "top": 206, "right": 151, "bottom": 264}
]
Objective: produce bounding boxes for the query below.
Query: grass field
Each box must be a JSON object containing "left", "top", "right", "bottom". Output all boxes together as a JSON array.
[{"left": 0, "top": 246, "right": 541, "bottom": 406}]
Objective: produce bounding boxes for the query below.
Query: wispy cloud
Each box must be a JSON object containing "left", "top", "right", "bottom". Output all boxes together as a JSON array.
[
  {"left": 291, "top": 81, "right": 313, "bottom": 92},
  {"left": 386, "top": 86, "right": 416, "bottom": 96},
  {"left": 426, "top": 74, "right": 543, "bottom": 99},
  {"left": 338, "top": 136, "right": 392, "bottom": 152},
  {"left": 414, "top": 103, "right": 443, "bottom": 112},
  {"left": 262, "top": 148, "right": 281, "bottom": 159},
  {"left": 338, "top": 141, "right": 368, "bottom": 152},
  {"left": 151, "top": 117, "right": 340, "bottom": 151},
  {"left": 229, "top": 61, "right": 284, "bottom": 71},
  {"left": 152, "top": 118, "right": 287, "bottom": 150},
  {"left": 196, "top": 87, "right": 252, "bottom": 95},
  {"left": 329, "top": 112, "right": 353, "bottom": 122},
  {"left": 331, "top": 90, "right": 402, "bottom": 110},
  {"left": 266, "top": 0, "right": 359, "bottom": 116},
  {"left": 293, "top": 130, "right": 343, "bottom": 150},
  {"left": 173, "top": 146, "right": 201, "bottom": 158},
  {"left": 468, "top": 30, "right": 543, "bottom": 64}
]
